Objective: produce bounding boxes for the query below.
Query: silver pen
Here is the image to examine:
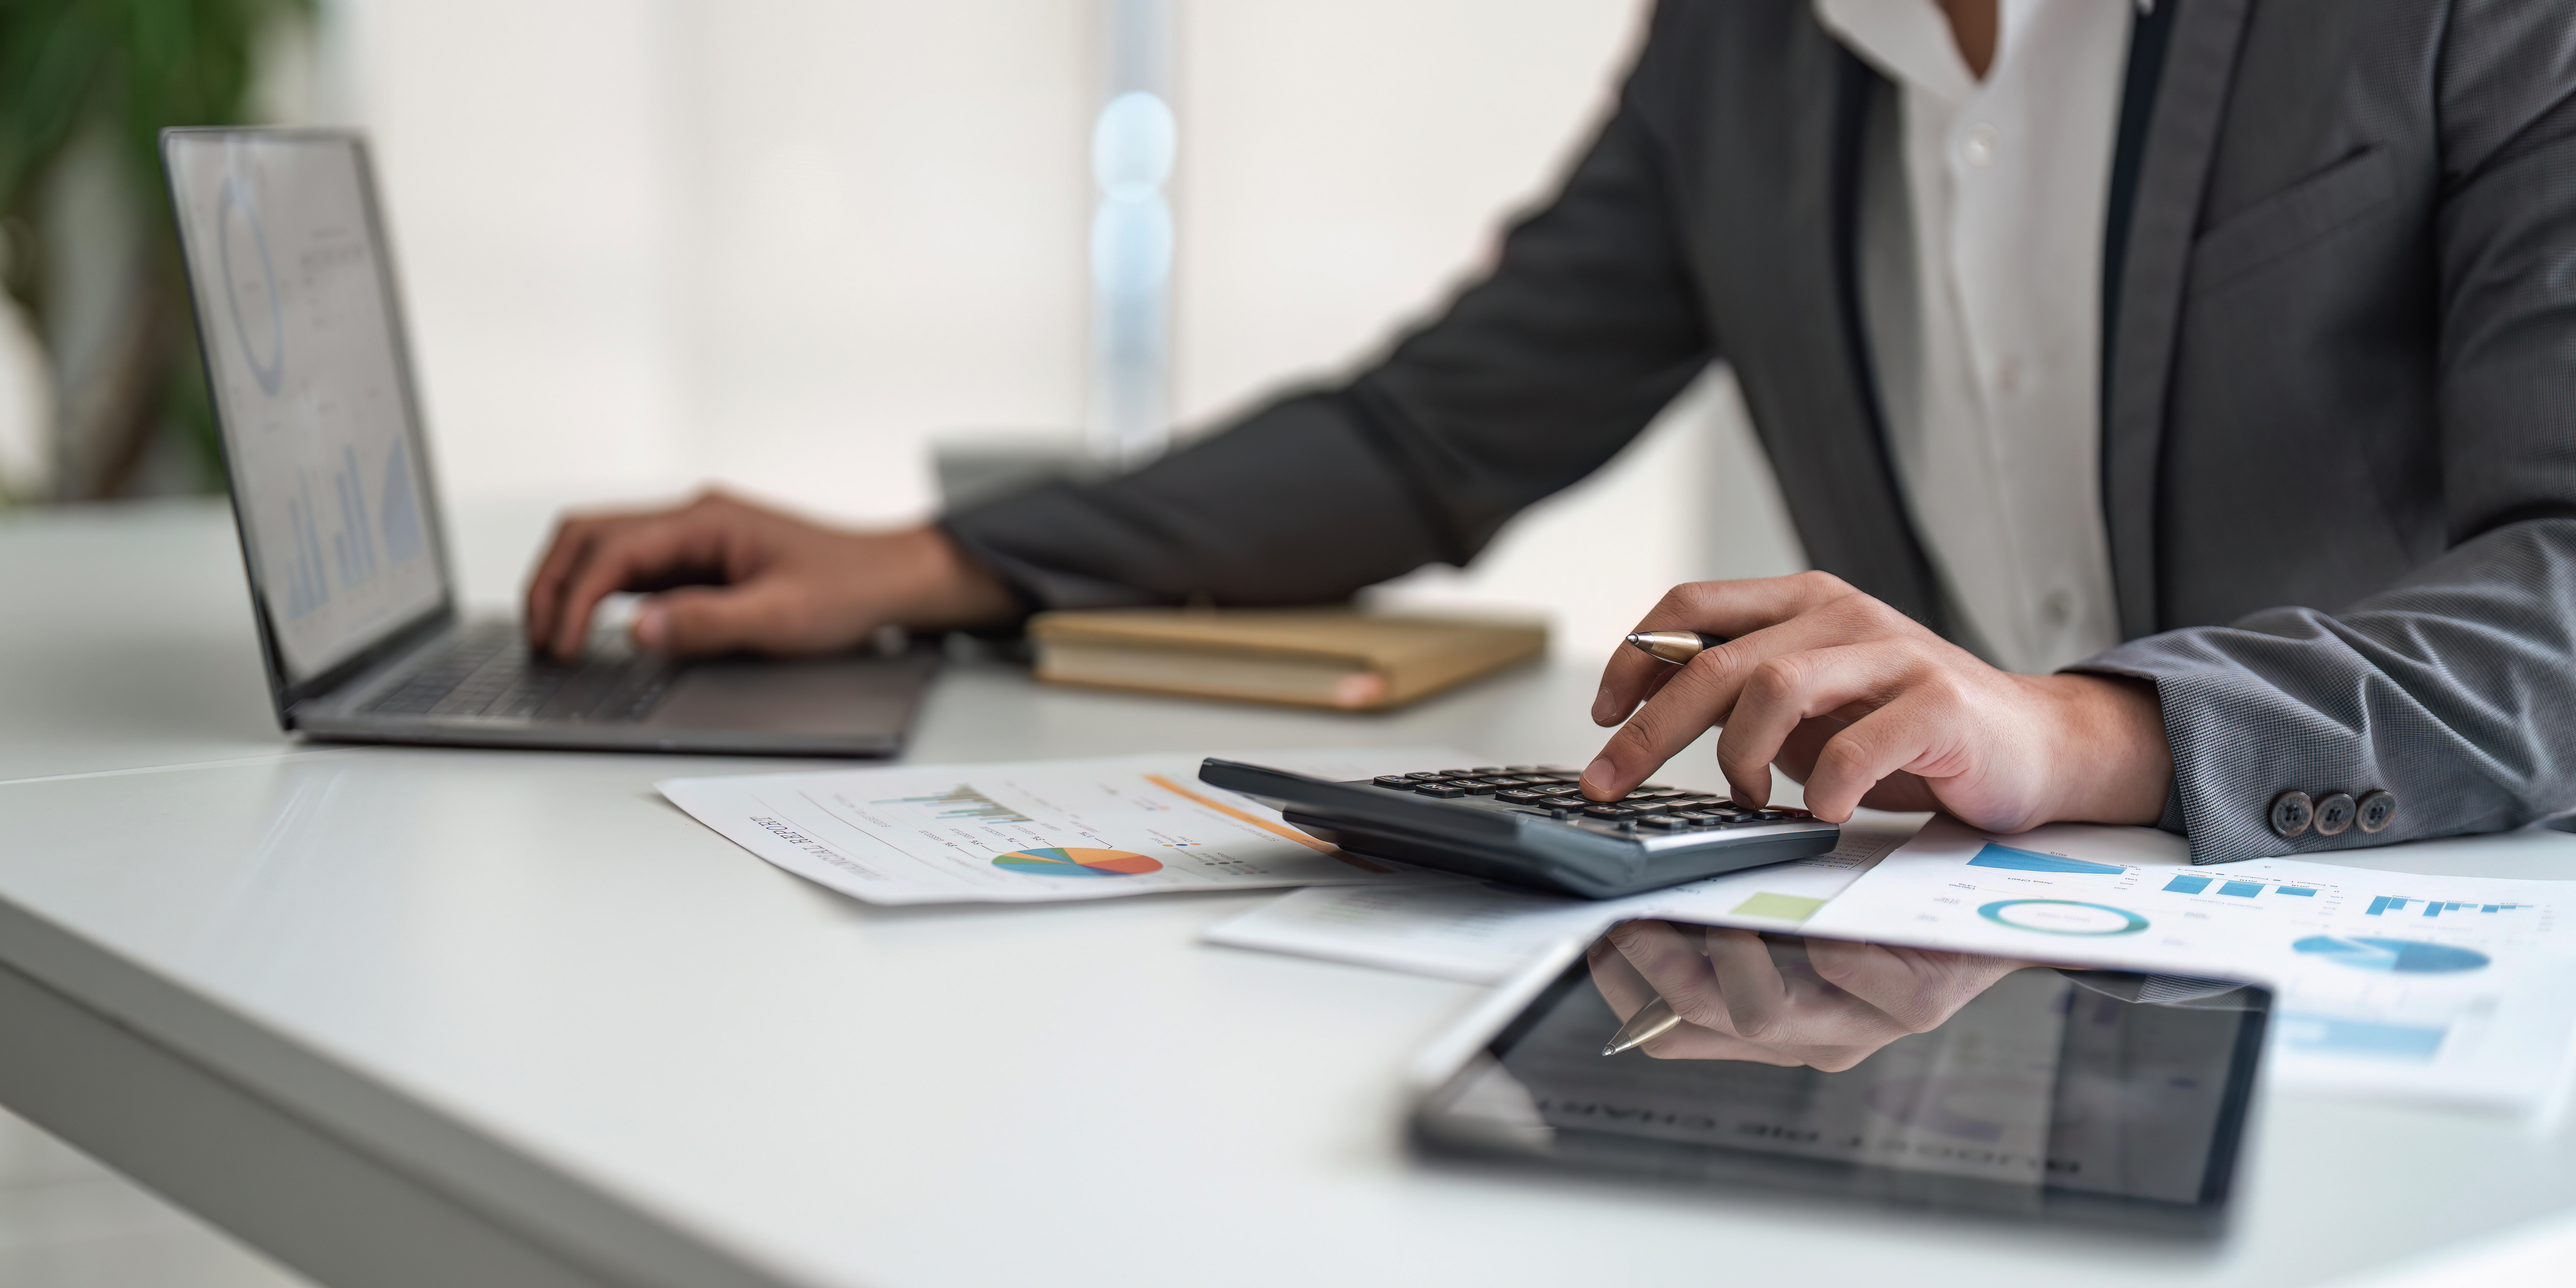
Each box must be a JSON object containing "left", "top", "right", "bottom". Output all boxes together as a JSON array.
[
  {"left": 1601, "top": 997, "right": 1684, "bottom": 1055},
  {"left": 1624, "top": 631, "right": 1726, "bottom": 665}
]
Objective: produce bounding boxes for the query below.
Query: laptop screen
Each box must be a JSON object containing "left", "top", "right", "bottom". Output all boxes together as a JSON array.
[{"left": 165, "top": 132, "right": 447, "bottom": 684}]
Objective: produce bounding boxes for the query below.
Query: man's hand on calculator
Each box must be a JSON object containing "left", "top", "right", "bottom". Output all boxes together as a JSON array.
[{"left": 1582, "top": 572, "right": 2174, "bottom": 833}]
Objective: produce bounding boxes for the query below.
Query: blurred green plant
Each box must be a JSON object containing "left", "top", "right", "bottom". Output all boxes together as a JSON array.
[{"left": 0, "top": 0, "right": 312, "bottom": 500}]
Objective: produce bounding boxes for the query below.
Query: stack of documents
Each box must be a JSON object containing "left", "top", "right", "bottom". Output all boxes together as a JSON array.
[{"left": 664, "top": 749, "right": 2576, "bottom": 1115}]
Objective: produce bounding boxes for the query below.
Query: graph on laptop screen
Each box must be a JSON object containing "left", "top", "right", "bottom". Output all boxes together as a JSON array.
[{"left": 167, "top": 135, "right": 443, "bottom": 681}]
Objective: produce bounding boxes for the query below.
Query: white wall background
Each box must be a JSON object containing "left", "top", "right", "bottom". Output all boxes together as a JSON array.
[{"left": 304, "top": 0, "right": 1803, "bottom": 651}]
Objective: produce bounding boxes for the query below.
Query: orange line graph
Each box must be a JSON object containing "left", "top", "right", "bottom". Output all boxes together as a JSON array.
[{"left": 1142, "top": 773, "right": 1396, "bottom": 874}]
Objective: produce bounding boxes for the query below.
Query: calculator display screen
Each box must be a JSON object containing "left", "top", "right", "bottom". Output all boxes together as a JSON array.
[{"left": 1414, "top": 921, "right": 2268, "bottom": 1235}]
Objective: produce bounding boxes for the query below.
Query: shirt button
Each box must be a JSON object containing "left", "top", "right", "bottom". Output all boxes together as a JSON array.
[
  {"left": 2357, "top": 790, "right": 2398, "bottom": 833},
  {"left": 2269, "top": 790, "right": 2314, "bottom": 838},
  {"left": 1960, "top": 122, "right": 2000, "bottom": 168},
  {"left": 2040, "top": 590, "right": 2072, "bottom": 627},
  {"left": 2313, "top": 792, "right": 2357, "bottom": 837}
]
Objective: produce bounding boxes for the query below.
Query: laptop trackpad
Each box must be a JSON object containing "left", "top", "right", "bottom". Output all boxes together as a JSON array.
[{"left": 644, "top": 652, "right": 939, "bottom": 734}]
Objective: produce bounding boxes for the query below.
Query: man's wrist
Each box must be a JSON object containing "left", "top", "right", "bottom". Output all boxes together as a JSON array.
[
  {"left": 2034, "top": 672, "right": 2173, "bottom": 826},
  {"left": 884, "top": 524, "right": 1017, "bottom": 629}
]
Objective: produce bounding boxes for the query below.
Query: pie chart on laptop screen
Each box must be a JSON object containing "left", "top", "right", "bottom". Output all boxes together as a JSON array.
[{"left": 991, "top": 847, "right": 1163, "bottom": 878}]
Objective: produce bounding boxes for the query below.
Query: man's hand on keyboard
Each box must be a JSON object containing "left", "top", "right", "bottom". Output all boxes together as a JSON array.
[{"left": 524, "top": 489, "right": 1016, "bottom": 659}]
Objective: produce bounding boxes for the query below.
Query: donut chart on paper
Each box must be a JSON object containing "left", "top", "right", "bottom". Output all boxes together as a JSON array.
[
  {"left": 991, "top": 847, "right": 1163, "bottom": 878},
  {"left": 1976, "top": 899, "right": 2149, "bottom": 936}
]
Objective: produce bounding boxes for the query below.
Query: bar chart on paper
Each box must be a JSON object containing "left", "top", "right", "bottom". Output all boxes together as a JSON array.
[
  {"left": 2363, "top": 896, "right": 2534, "bottom": 919},
  {"left": 2158, "top": 872, "right": 2325, "bottom": 899},
  {"left": 2294, "top": 936, "right": 2491, "bottom": 974}
]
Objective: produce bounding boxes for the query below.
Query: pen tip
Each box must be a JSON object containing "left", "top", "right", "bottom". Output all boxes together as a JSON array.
[{"left": 1601, "top": 1042, "right": 1620, "bottom": 1056}]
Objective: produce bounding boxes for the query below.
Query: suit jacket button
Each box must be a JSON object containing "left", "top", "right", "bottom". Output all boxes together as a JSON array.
[
  {"left": 2313, "top": 792, "right": 2357, "bottom": 836},
  {"left": 2269, "top": 791, "right": 2314, "bottom": 838},
  {"left": 2357, "top": 790, "right": 2397, "bottom": 833}
]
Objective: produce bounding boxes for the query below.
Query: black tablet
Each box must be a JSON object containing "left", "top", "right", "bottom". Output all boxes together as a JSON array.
[{"left": 1409, "top": 919, "right": 2269, "bottom": 1237}]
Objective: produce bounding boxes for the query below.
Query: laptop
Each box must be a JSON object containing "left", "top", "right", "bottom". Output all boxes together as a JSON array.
[{"left": 161, "top": 128, "right": 938, "bottom": 755}]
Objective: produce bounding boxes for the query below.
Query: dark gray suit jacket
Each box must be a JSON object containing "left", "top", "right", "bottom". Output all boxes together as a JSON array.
[{"left": 947, "top": 0, "right": 2576, "bottom": 863}]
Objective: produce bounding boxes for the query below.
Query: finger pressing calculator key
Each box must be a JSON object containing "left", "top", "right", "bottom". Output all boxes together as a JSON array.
[{"left": 1196, "top": 759, "right": 1839, "bottom": 899}]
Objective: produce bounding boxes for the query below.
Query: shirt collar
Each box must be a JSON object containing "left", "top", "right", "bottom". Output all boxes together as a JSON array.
[{"left": 1815, "top": 0, "right": 2154, "bottom": 104}]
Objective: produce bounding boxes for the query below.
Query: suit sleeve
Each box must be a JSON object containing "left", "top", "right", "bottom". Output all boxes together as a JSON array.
[
  {"left": 940, "top": 18, "right": 1712, "bottom": 609},
  {"left": 2076, "top": 25, "right": 2576, "bottom": 863}
]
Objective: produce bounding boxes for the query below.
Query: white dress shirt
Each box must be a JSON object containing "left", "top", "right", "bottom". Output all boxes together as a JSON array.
[{"left": 1814, "top": 0, "right": 2135, "bottom": 674}]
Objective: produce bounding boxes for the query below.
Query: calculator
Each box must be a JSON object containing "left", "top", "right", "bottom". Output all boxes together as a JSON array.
[{"left": 1196, "top": 759, "right": 1840, "bottom": 899}]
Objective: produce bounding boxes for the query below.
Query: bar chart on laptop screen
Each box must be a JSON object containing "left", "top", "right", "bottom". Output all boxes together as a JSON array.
[{"left": 169, "top": 135, "right": 442, "bottom": 680}]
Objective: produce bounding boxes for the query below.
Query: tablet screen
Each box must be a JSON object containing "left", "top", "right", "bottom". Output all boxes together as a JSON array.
[{"left": 1414, "top": 920, "right": 2268, "bottom": 1234}]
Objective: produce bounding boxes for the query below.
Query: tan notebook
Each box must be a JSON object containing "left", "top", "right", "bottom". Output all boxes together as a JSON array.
[{"left": 1027, "top": 608, "right": 1549, "bottom": 711}]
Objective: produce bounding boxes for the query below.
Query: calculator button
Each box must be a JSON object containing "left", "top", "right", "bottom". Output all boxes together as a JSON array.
[
  {"left": 1582, "top": 805, "right": 1629, "bottom": 819},
  {"left": 1506, "top": 765, "right": 1541, "bottom": 772},
  {"left": 1641, "top": 816, "right": 1691, "bottom": 831},
  {"left": 1471, "top": 767, "right": 1503, "bottom": 774},
  {"left": 1745, "top": 809, "right": 1788, "bottom": 821},
  {"left": 1458, "top": 780, "right": 1509, "bottom": 795},
  {"left": 1373, "top": 776, "right": 1417, "bottom": 788},
  {"left": 1414, "top": 784, "right": 1467, "bottom": 798},
  {"left": 1493, "top": 790, "right": 1547, "bottom": 804}
]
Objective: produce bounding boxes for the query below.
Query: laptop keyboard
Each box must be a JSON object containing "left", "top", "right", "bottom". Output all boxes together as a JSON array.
[{"left": 360, "top": 622, "right": 678, "bottom": 723}]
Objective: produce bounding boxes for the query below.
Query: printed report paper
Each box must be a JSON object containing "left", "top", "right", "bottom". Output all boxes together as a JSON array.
[
  {"left": 1205, "top": 827, "right": 1912, "bottom": 983},
  {"left": 1804, "top": 817, "right": 2576, "bottom": 1113},
  {"left": 658, "top": 748, "right": 1475, "bottom": 906}
]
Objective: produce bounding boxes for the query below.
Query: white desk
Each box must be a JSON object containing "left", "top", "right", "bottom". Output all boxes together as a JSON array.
[{"left": 5, "top": 501, "right": 2576, "bottom": 1288}]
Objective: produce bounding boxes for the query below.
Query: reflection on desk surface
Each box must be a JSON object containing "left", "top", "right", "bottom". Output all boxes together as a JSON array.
[{"left": 1421, "top": 922, "right": 2269, "bottom": 1229}]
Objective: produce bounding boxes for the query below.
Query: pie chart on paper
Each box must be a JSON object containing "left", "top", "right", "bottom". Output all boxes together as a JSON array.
[{"left": 991, "top": 847, "right": 1163, "bottom": 878}]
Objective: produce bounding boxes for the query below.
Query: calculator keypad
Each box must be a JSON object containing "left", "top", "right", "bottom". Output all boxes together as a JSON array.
[{"left": 1360, "top": 766, "right": 1812, "bottom": 833}]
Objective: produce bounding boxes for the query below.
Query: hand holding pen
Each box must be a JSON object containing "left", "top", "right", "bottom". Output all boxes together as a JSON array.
[{"left": 1579, "top": 573, "right": 2174, "bottom": 832}]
